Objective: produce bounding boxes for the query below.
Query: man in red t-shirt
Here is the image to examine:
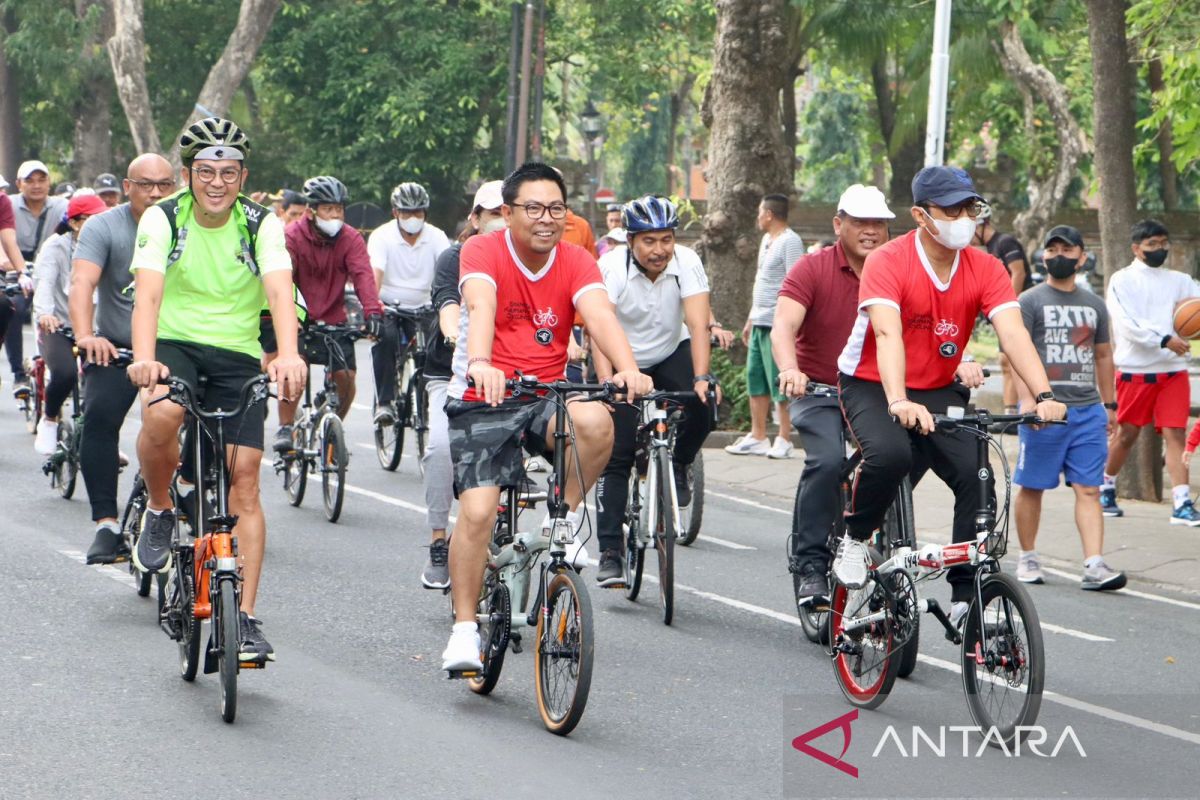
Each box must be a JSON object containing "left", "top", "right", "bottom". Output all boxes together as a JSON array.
[
  {"left": 833, "top": 166, "right": 1065, "bottom": 623},
  {"left": 440, "top": 162, "right": 650, "bottom": 672}
]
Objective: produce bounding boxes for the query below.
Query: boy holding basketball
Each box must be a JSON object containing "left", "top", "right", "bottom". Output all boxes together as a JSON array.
[
  {"left": 1103, "top": 219, "right": 1200, "bottom": 524},
  {"left": 1011, "top": 225, "right": 1125, "bottom": 589}
]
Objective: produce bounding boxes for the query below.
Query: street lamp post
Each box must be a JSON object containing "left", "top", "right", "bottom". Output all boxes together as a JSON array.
[{"left": 580, "top": 100, "right": 604, "bottom": 228}]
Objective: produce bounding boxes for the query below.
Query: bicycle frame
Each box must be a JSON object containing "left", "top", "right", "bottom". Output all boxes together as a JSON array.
[{"left": 293, "top": 324, "right": 358, "bottom": 450}]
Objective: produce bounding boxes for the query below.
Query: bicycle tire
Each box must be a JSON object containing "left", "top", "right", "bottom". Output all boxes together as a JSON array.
[
  {"left": 656, "top": 449, "right": 676, "bottom": 626},
  {"left": 793, "top": 477, "right": 832, "bottom": 645},
  {"left": 829, "top": 565, "right": 900, "bottom": 710},
  {"left": 679, "top": 452, "right": 704, "bottom": 546},
  {"left": 411, "top": 378, "right": 427, "bottom": 476},
  {"left": 321, "top": 416, "right": 348, "bottom": 522},
  {"left": 121, "top": 474, "right": 152, "bottom": 597},
  {"left": 879, "top": 478, "right": 919, "bottom": 679},
  {"left": 960, "top": 572, "right": 1044, "bottom": 747},
  {"left": 373, "top": 398, "right": 403, "bottom": 471},
  {"left": 622, "top": 472, "right": 645, "bottom": 600},
  {"left": 469, "top": 581, "right": 511, "bottom": 696},
  {"left": 284, "top": 425, "right": 307, "bottom": 507},
  {"left": 56, "top": 418, "right": 77, "bottom": 499},
  {"left": 217, "top": 578, "right": 238, "bottom": 723},
  {"left": 173, "top": 548, "right": 200, "bottom": 682},
  {"left": 534, "top": 568, "right": 594, "bottom": 736},
  {"left": 24, "top": 366, "right": 40, "bottom": 434}
]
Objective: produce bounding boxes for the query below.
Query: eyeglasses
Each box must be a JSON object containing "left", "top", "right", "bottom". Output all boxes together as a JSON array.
[
  {"left": 191, "top": 166, "right": 243, "bottom": 185},
  {"left": 126, "top": 179, "right": 176, "bottom": 192},
  {"left": 514, "top": 202, "right": 568, "bottom": 220},
  {"left": 932, "top": 201, "right": 984, "bottom": 220}
]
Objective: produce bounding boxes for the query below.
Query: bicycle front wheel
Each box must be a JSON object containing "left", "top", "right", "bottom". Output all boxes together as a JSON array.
[
  {"left": 960, "top": 572, "right": 1044, "bottom": 747},
  {"left": 284, "top": 425, "right": 307, "bottom": 506},
  {"left": 56, "top": 418, "right": 77, "bottom": 499},
  {"left": 321, "top": 416, "right": 348, "bottom": 522},
  {"left": 829, "top": 574, "right": 900, "bottom": 710},
  {"left": 373, "top": 398, "right": 403, "bottom": 471},
  {"left": 655, "top": 451, "right": 676, "bottom": 625},
  {"left": 534, "top": 568, "right": 594, "bottom": 736},
  {"left": 469, "top": 581, "right": 510, "bottom": 696},
  {"left": 217, "top": 578, "right": 239, "bottom": 723},
  {"left": 679, "top": 452, "right": 704, "bottom": 546},
  {"left": 622, "top": 472, "right": 644, "bottom": 600}
]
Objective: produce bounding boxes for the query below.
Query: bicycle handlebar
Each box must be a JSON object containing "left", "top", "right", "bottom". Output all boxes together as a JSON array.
[
  {"left": 153, "top": 374, "right": 272, "bottom": 421},
  {"left": 382, "top": 303, "right": 435, "bottom": 320},
  {"left": 304, "top": 322, "right": 367, "bottom": 340},
  {"left": 933, "top": 409, "right": 1066, "bottom": 430}
]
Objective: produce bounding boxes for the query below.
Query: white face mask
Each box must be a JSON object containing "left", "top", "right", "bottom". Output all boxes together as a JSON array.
[
  {"left": 315, "top": 216, "right": 343, "bottom": 237},
  {"left": 922, "top": 210, "right": 976, "bottom": 251},
  {"left": 399, "top": 216, "right": 425, "bottom": 235},
  {"left": 480, "top": 216, "right": 506, "bottom": 234}
]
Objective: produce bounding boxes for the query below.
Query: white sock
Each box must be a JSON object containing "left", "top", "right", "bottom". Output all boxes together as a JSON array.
[
  {"left": 1102, "top": 474, "right": 1117, "bottom": 490},
  {"left": 1019, "top": 549, "right": 1037, "bottom": 560},
  {"left": 97, "top": 520, "right": 120, "bottom": 534},
  {"left": 1084, "top": 555, "right": 1104, "bottom": 570},
  {"left": 452, "top": 621, "right": 477, "bottom": 635},
  {"left": 1172, "top": 485, "right": 1190, "bottom": 509},
  {"left": 176, "top": 481, "right": 195, "bottom": 498}
]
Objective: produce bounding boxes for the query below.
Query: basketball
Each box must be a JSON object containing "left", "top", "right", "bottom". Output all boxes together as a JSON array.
[{"left": 1173, "top": 298, "right": 1200, "bottom": 340}]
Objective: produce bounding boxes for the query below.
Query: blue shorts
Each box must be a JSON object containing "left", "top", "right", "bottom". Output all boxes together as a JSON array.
[{"left": 1013, "top": 403, "right": 1107, "bottom": 490}]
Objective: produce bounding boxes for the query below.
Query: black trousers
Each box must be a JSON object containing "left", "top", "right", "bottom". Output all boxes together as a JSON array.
[
  {"left": 80, "top": 363, "right": 138, "bottom": 521},
  {"left": 787, "top": 394, "right": 844, "bottom": 575},
  {"left": 839, "top": 373, "right": 993, "bottom": 602},
  {"left": 5, "top": 293, "right": 26, "bottom": 377},
  {"left": 595, "top": 340, "right": 712, "bottom": 552},
  {"left": 371, "top": 315, "right": 419, "bottom": 407},
  {"left": 39, "top": 330, "right": 77, "bottom": 418}
]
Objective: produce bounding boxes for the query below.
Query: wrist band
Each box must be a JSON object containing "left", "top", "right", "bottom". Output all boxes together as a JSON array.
[
  {"left": 887, "top": 399, "right": 907, "bottom": 415},
  {"left": 467, "top": 356, "right": 491, "bottom": 368}
]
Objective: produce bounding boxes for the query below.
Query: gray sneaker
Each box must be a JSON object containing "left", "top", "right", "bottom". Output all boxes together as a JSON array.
[
  {"left": 1016, "top": 553, "right": 1045, "bottom": 584},
  {"left": 132, "top": 508, "right": 174, "bottom": 574},
  {"left": 1081, "top": 560, "right": 1127, "bottom": 591},
  {"left": 421, "top": 539, "right": 450, "bottom": 589}
]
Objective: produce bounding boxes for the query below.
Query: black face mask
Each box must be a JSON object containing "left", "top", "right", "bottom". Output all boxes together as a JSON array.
[
  {"left": 1045, "top": 255, "right": 1078, "bottom": 280},
  {"left": 1142, "top": 248, "right": 1169, "bottom": 268}
]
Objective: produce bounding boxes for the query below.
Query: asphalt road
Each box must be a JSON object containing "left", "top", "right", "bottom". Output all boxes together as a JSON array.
[{"left": 1, "top": 337, "right": 1197, "bottom": 799}]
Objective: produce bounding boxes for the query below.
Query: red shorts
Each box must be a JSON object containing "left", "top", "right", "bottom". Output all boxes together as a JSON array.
[{"left": 1115, "top": 370, "right": 1189, "bottom": 430}]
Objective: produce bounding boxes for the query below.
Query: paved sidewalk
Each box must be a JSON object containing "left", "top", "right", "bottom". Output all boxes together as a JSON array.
[{"left": 702, "top": 441, "right": 1200, "bottom": 597}]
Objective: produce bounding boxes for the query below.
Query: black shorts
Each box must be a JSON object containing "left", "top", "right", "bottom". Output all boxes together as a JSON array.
[
  {"left": 445, "top": 397, "right": 556, "bottom": 492},
  {"left": 157, "top": 340, "right": 266, "bottom": 451},
  {"left": 302, "top": 329, "right": 357, "bottom": 372}
]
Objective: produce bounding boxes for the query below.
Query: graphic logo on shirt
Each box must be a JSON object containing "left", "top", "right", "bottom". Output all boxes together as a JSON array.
[
  {"left": 533, "top": 307, "right": 559, "bottom": 327},
  {"left": 938, "top": 341, "right": 959, "bottom": 358},
  {"left": 137, "top": 233, "right": 148, "bottom": 249},
  {"left": 934, "top": 319, "right": 960, "bottom": 337},
  {"left": 535, "top": 328, "right": 553, "bottom": 346}
]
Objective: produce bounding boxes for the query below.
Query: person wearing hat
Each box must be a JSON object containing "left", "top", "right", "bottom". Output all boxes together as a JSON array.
[
  {"left": 30, "top": 193, "right": 108, "bottom": 455},
  {"left": 1009, "top": 225, "right": 1125, "bottom": 590},
  {"left": 93, "top": 173, "right": 123, "bottom": 208},
  {"left": 771, "top": 184, "right": 897, "bottom": 609},
  {"left": 413, "top": 179, "right": 507, "bottom": 591},
  {"left": 597, "top": 203, "right": 624, "bottom": 256},
  {"left": 832, "top": 165, "right": 1066, "bottom": 625}
]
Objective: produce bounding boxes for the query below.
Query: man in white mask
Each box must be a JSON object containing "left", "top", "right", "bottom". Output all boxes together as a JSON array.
[
  {"left": 273, "top": 175, "right": 384, "bottom": 453},
  {"left": 832, "top": 165, "right": 1066, "bottom": 627},
  {"left": 368, "top": 180, "right": 450, "bottom": 417}
]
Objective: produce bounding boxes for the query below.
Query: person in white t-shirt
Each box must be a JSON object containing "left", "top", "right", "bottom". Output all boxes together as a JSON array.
[
  {"left": 591, "top": 195, "right": 717, "bottom": 587},
  {"left": 368, "top": 181, "right": 450, "bottom": 411}
]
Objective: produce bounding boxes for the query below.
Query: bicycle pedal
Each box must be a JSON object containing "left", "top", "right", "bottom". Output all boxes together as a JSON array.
[
  {"left": 238, "top": 659, "right": 267, "bottom": 670},
  {"left": 446, "top": 669, "right": 480, "bottom": 680},
  {"left": 509, "top": 632, "right": 522, "bottom": 654}
]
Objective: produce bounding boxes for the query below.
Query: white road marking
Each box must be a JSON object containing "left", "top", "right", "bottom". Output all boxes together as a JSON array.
[
  {"left": 356, "top": 442, "right": 411, "bottom": 458},
  {"left": 1043, "top": 565, "right": 1200, "bottom": 611},
  {"left": 1038, "top": 622, "right": 1112, "bottom": 642},
  {"left": 56, "top": 549, "right": 138, "bottom": 589},
  {"left": 351, "top": 403, "right": 372, "bottom": 412},
  {"left": 695, "top": 535, "right": 756, "bottom": 551},
  {"left": 704, "top": 489, "right": 791, "bottom": 516}
]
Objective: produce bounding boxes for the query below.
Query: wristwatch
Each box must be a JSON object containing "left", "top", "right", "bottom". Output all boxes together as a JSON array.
[
  {"left": 1103, "top": 401, "right": 1118, "bottom": 410},
  {"left": 1035, "top": 391, "right": 1056, "bottom": 403},
  {"left": 693, "top": 373, "right": 716, "bottom": 384}
]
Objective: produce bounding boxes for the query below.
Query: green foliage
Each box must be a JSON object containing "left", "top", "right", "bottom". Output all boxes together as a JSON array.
[
  {"left": 711, "top": 347, "right": 750, "bottom": 431},
  {"left": 1130, "top": 0, "right": 1200, "bottom": 173},
  {"left": 795, "top": 67, "right": 875, "bottom": 203}
]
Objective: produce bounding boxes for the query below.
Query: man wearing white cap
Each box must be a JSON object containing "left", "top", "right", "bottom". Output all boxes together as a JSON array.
[
  {"left": 770, "top": 184, "right": 894, "bottom": 609},
  {"left": 416, "top": 179, "right": 507, "bottom": 590}
]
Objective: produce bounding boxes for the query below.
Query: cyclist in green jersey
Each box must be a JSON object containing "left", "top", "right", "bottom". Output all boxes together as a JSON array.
[{"left": 126, "top": 117, "right": 306, "bottom": 662}]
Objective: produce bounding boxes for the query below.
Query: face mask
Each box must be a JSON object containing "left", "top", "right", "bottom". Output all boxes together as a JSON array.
[
  {"left": 1142, "top": 248, "right": 1168, "bottom": 268},
  {"left": 921, "top": 210, "right": 976, "bottom": 250},
  {"left": 480, "top": 216, "right": 507, "bottom": 234},
  {"left": 399, "top": 217, "right": 425, "bottom": 236},
  {"left": 315, "top": 217, "right": 343, "bottom": 238},
  {"left": 1044, "top": 255, "right": 1078, "bottom": 280}
]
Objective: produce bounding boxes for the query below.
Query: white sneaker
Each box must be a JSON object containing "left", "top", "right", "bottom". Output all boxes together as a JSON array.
[
  {"left": 831, "top": 536, "right": 870, "bottom": 589},
  {"left": 724, "top": 434, "right": 769, "bottom": 456},
  {"left": 766, "top": 435, "right": 794, "bottom": 459},
  {"left": 118, "top": 450, "right": 130, "bottom": 468},
  {"left": 34, "top": 419, "right": 58, "bottom": 455},
  {"left": 1016, "top": 553, "right": 1045, "bottom": 584},
  {"left": 949, "top": 601, "right": 970, "bottom": 629},
  {"left": 441, "top": 622, "right": 482, "bottom": 671},
  {"left": 525, "top": 455, "right": 550, "bottom": 473}
]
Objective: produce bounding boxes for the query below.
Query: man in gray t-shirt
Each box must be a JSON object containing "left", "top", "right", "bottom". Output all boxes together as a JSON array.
[
  {"left": 69, "top": 153, "right": 176, "bottom": 565},
  {"left": 1011, "top": 224, "right": 1125, "bottom": 592}
]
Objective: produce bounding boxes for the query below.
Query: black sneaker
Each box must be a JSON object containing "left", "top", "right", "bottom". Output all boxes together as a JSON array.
[
  {"left": 796, "top": 566, "right": 830, "bottom": 610},
  {"left": 11, "top": 375, "right": 30, "bottom": 400},
  {"left": 86, "top": 525, "right": 131, "bottom": 565},
  {"left": 421, "top": 538, "right": 450, "bottom": 589},
  {"left": 596, "top": 549, "right": 624, "bottom": 587},
  {"left": 239, "top": 612, "right": 276, "bottom": 662},
  {"left": 132, "top": 508, "right": 174, "bottom": 573},
  {"left": 673, "top": 464, "right": 692, "bottom": 508},
  {"left": 273, "top": 424, "right": 295, "bottom": 454}
]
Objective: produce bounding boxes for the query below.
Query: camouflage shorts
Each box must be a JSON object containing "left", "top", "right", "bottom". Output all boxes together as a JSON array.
[{"left": 446, "top": 398, "right": 555, "bottom": 492}]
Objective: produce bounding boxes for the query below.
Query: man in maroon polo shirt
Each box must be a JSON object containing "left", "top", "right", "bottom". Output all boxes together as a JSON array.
[
  {"left": 273, "top": 175, "right": 383, "bottom": 453},
  {"left": 770, "top": 184, "right": 894, "bottom": 610}
]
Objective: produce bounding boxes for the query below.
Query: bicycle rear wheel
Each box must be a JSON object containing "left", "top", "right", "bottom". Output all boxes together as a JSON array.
[
  {"left": 622, "top": 472, "right": 645, "bottom": 600},
  {"left": 373, "top": 398, "right": 404, "bottom": 471},
  {"left": 829, "top": 571, "right": 900, "bottom": 710},
  {"left": 656, "top": 451, "right": 676, "bottom": 626},
  {"left": 55, "top": 419, "right": 77, "bottom": 499},
  {"left": 171, "top": 546, "right": 200, "bottom": 682},
  {"left": 534, "top": 568, "right": 594, "bottom": 736},
  {"left": 412, "top": 379, "right": 428, "bottom": 476},
  {"left": 321, "top": 416, "right": 347, "bottom": 522},
  {"left": 284, "top": 425, "right": 307, "bottom": 506},
  {"left": 960, "top": 572, "right": 1044, "bottom": 747},
  {"left": 121, "top": 474, "right": 152, "bottom": 597},
  {"left": 216, "top": 577, "right": 239, "bottom": 723},
  {"left": 878, "top": 478, "right": 919, "bottom": 678},
  {"left": 678, "top": 452, "right": 704, "bottom": 546},
  {"left": 469, "top": 581, "right": 511, "bottom": 695}
]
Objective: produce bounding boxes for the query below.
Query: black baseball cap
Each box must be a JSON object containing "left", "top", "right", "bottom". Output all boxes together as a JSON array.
[
  {"left": 911, "top": 165, "right": 983, "bottom": 207},
  {"left": 93, "top": 173, "right": 121, "bottom": 194},
  {"left": 1043, "top": 225, "right": 1084, "bottom": 249}
]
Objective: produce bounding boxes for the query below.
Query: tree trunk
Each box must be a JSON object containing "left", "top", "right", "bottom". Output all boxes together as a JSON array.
[
  {"left": 73, "top": 0, "right": 114, "bottom": 184},
  {"left": 107, "top": 0, "right": 161, "bottom": 156},
  {"left": 0, "top": 10, "right": 23, "bottom": 179},
  {"left": 1087, "top": 0, "right": 1159, "bottom": 501},
  {"left": 701, "top": 0, "right": 792, "bottom": 335},
  {"left": 1147, "top": 57, "right": 1179, "bottom": 211},
  {"left": 993, "top": 21, "right": 1088, "bottom": 253},
  {"left": 168, "top": 0, "right": 282, "bottom": 168},
  {"left": 780, "top": 65, "right": 800, "bottom": 186}
]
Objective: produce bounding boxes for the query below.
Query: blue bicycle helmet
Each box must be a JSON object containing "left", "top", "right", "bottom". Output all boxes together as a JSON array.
[{"left": 622, "top": 195, "right": 679, "bottom": 234}]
